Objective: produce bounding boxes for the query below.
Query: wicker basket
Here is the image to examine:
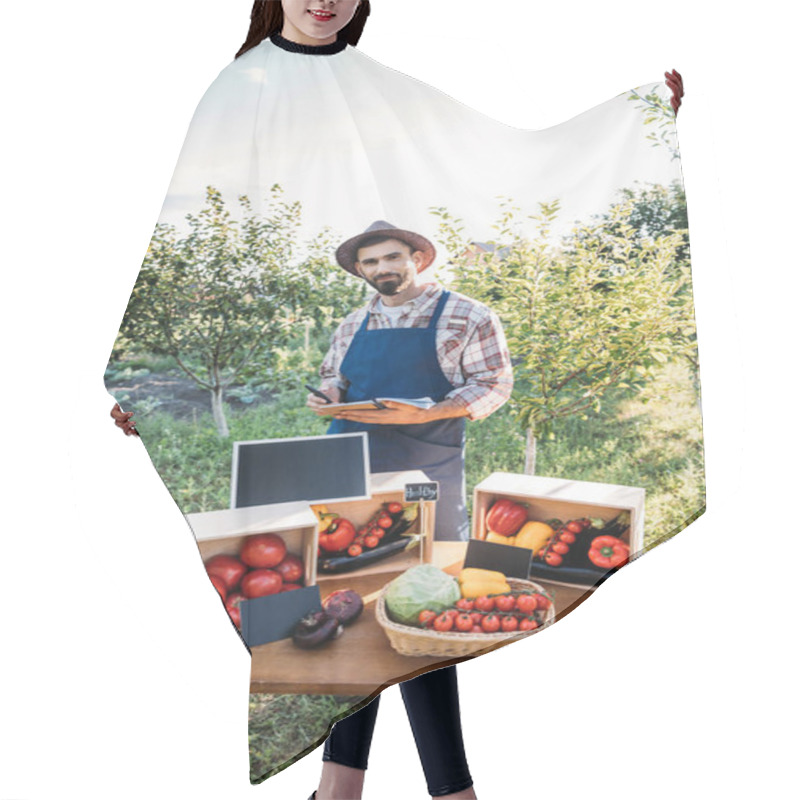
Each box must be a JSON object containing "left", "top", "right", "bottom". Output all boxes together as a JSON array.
[{"left": 376, "top": 577, "right": 556, "bottom": 658}]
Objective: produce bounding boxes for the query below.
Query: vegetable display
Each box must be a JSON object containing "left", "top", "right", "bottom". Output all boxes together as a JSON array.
[
  {"left": 482, "top": 499, "right": 633, "bottom": 578},
  {"left": 387, "top": 566, "right": 553, "bottom": 636},
  {"left": 315, "top": 502, "right": 420, "bottom": 574}
]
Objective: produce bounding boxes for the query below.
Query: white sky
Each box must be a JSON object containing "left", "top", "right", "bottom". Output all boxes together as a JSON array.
[{"left": 155, "top": 40, "right": 681, "bottom": 272}]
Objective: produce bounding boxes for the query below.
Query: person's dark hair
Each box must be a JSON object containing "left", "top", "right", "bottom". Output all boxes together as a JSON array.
[{"left": 236, "top": 1, "right": 371, "bottom": 59}]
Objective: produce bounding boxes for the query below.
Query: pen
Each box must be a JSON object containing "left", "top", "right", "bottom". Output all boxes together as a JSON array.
[
  {"left": 371, "top": 398, "right": 387, "bottom": 409},
  {"left": 304, "top": 383, "right": 334, "bottom": 404}
]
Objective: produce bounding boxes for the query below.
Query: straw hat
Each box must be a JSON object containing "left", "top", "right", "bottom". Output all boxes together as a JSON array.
[{"left": 335, "top": 220, "right": 436, "bottom": 275}]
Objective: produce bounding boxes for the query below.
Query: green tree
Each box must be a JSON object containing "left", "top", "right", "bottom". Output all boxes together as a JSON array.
[
  {"left": 435, "top": 196, "right": 696, "bottom": 473},
  {"left": 113, "top": 185, "right": 312, "bottom": 436}
]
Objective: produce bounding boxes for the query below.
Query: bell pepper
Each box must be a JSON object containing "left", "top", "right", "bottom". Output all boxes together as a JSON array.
[
  {"left": 319, "top": 517, "right": 356, "bottom": 552},
  {"left": 588, "top": 535, "right": 630, "bottom": 569},
  {"left": 311, "top": 504, "right": 340, "bottom": 534},
  {"left": 514, "top": 521, "right": 554, "bottom": 553},
  {"left": 486, "top": 498, "right": 528, "bottom": 537}
]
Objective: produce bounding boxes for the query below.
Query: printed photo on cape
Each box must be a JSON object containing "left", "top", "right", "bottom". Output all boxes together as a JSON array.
[{"left": 104, "top": 33, "right": 704, "bottom": 783}]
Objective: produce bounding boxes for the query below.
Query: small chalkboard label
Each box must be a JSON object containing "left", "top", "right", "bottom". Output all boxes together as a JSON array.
[
  {"left": 463, "top": 538, "right": 532, "bottom": 580},
  {"left": 404, "top": 482, "right": 439, "bottom": 502},
  {"left": 240, "top": 585, "right": 322, "bottom": 648}
]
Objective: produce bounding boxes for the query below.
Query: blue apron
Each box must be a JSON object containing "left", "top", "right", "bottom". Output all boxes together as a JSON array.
[{"left": 326, "top": 290, "right": 469, "bottom": 541}]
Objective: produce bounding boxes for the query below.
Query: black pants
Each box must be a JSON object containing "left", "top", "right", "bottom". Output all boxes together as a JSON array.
[{"left": 322, "top": 665, "right": 473, "bottom": 797}]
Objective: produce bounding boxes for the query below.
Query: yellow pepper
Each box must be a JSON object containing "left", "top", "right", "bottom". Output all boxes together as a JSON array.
[{"left": 514, "top": 521, "right": 554, "bottom": 553}]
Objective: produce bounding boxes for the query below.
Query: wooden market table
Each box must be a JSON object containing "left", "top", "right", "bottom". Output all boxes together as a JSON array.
[{"left": 249, "top": 542, "right": 593, "bottom": 695}]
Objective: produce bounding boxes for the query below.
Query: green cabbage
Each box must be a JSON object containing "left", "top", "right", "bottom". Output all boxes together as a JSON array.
[{"left": 384, "top": 564, "right": 461, "bottom": 626}]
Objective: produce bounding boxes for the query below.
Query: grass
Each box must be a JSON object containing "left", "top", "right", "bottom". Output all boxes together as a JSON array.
[{"left": 249, "top": 693, "right": 370, "bottom": 784}]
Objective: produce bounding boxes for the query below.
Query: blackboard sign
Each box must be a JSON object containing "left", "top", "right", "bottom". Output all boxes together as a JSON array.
[
  {"left": 404, "top": 482, "right": 439, "bottom": 502},
  {"left": 240, "top": 585, "right": 322, "bottom": 648},
  {"left": 231, "top": 433, "right": 370, "bottom": 509},
  {"left": 463, "top": 538, "right": 533, "bottom": 580}
]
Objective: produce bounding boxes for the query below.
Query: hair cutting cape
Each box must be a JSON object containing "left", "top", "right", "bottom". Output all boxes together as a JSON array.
[{"left": 105, "top": 34, "right": 705, "bottom": 784}]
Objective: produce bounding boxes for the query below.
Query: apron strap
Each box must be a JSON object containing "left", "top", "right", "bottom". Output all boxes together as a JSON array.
[{"left": 427, "top": 289, "right": 450, "bottom": 329}]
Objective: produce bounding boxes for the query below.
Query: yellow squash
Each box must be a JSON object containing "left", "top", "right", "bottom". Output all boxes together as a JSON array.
[{"left": 458, "top": 567, "right": 511, "bottom": 599}]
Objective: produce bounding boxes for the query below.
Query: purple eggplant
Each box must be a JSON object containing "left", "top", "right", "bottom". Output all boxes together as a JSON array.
[{"left": 291, "top": 610, "right": 343, "bottom": 649}]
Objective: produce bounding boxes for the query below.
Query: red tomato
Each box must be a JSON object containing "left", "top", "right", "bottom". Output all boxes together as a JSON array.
[
  {"left": 475, "top": 595, "right": 495, "bottom": 612},
  {"left": 434, "top": 613, "right": 454, "bottom": 632},
  {"left": 519, "top": 618, "right": 539, "bottom": 631},
  {"left": 481, "top": 614, "right": 501, "bottom": 633},
  {"left": 274, "top": 553, "right": 304, "bottom": 584},
  {"left": 387, "top": 502, "right": 403, "bottom": 514},
  {"left": 419, "top": 610, "right": 437, "bottom": 627},
  {"left": 494, "top": 594, "right": 516, "bottom": 612},
  {"left": 535, "top": 593, "right": 553, "bottom": 610},
  {"left": 209, "top": 574, "right": 227, "bottom": 602},
  {"left": 241, "top": 569, "right": 283, "bottom": 598},
  {"left": 377, "top": 516, "right": 393, "bottom": 529},
  {"left": 373, "top": 528, "right": 385, "bottom": 539},
  {"left": 544, "top": 551, "right": 563, "bottom": 567},
  {"left": 501, "top": 615, "right": 519, "bottom": 632},
  {"left": 559, "top": 530, "right": 576, "bottom": 544},
  {"left": 348, "top": 543, "right": 363, "bottom": 557},
  {"left": 515, "top": 594, "right": 538, "bottom": 614},
  {"left": 204, "top": 554, "right": 247, "bottom": 591},
  {"left": 551, "top": 541, "right": 570, "bottom": 555},
  {"left": 566, "top": 521, "right": 583, "bottom": 534},
  {"left": 364, "top": 534, "right": 379, "bottom": 548},
  {"left": 456, "top": 598, "right": 474, "bottom": 611},
  {"left": 470, "top": 611, "right": 484, "bottom": 626},
  {"left": 240, "top": 533, "right": 287, "bottom": 568},
  {"left": 471, "top": 625, "right": 484, "bottom": 633},
  {"left": 455, "top": 613, "right": 473, "bottom": 632},
  {"left": 319, "top": 518, "right": 356, "bottom": 552},
  {"left": 280, "top": 583, "right": 302, "bottom": 592},
  {"left": 225, "top": 592, "right": 246, "bottom": 628},
  {"left": 444, "top": 608, "right": 460, "bottom": 621}
]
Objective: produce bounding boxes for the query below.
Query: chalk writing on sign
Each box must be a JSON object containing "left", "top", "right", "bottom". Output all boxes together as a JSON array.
[{"left": 404, "top": 482, "right": 439, "bottom": 502}]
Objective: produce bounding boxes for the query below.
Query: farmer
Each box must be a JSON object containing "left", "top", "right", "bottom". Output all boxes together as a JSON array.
[{"left": 307, "top": 220, "right": 514, "bottom": 541}]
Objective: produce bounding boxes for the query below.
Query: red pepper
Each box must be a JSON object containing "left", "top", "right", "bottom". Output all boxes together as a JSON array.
[
  {"left": 319, "top": 517, "right": 356, "bottom": 552},
  {"left": 588, "top": 535, "right": 630, "bottom": 569},
  {"left": 486, "top": 498, "right": 528, "bottom": 536}
]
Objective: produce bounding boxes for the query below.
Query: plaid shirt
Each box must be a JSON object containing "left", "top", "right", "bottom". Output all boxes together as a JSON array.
[{"left": 319, "top": 283, "right": 513, "bottom": 420}]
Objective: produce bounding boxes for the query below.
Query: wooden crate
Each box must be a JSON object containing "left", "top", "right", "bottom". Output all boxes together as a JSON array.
[
  {"left": 472, "top": 472, "right": 645, "bottom": 589},
  {"left": 186, "top": 500, "right": 319, "bottom": 587},
  {"left": 316, "top": 470, "right": 437, "bottom": 582}
]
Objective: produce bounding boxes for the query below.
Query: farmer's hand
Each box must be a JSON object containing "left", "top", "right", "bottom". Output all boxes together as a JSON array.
[
  {"left": 665, "top": 69, "right": 684, "bottom": 115},
  {"left": 110, "top": 402, "right": 139, "bottom": 436},
  {"left": 307, "top": 386, "right": 342, "bottom": 414}
]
